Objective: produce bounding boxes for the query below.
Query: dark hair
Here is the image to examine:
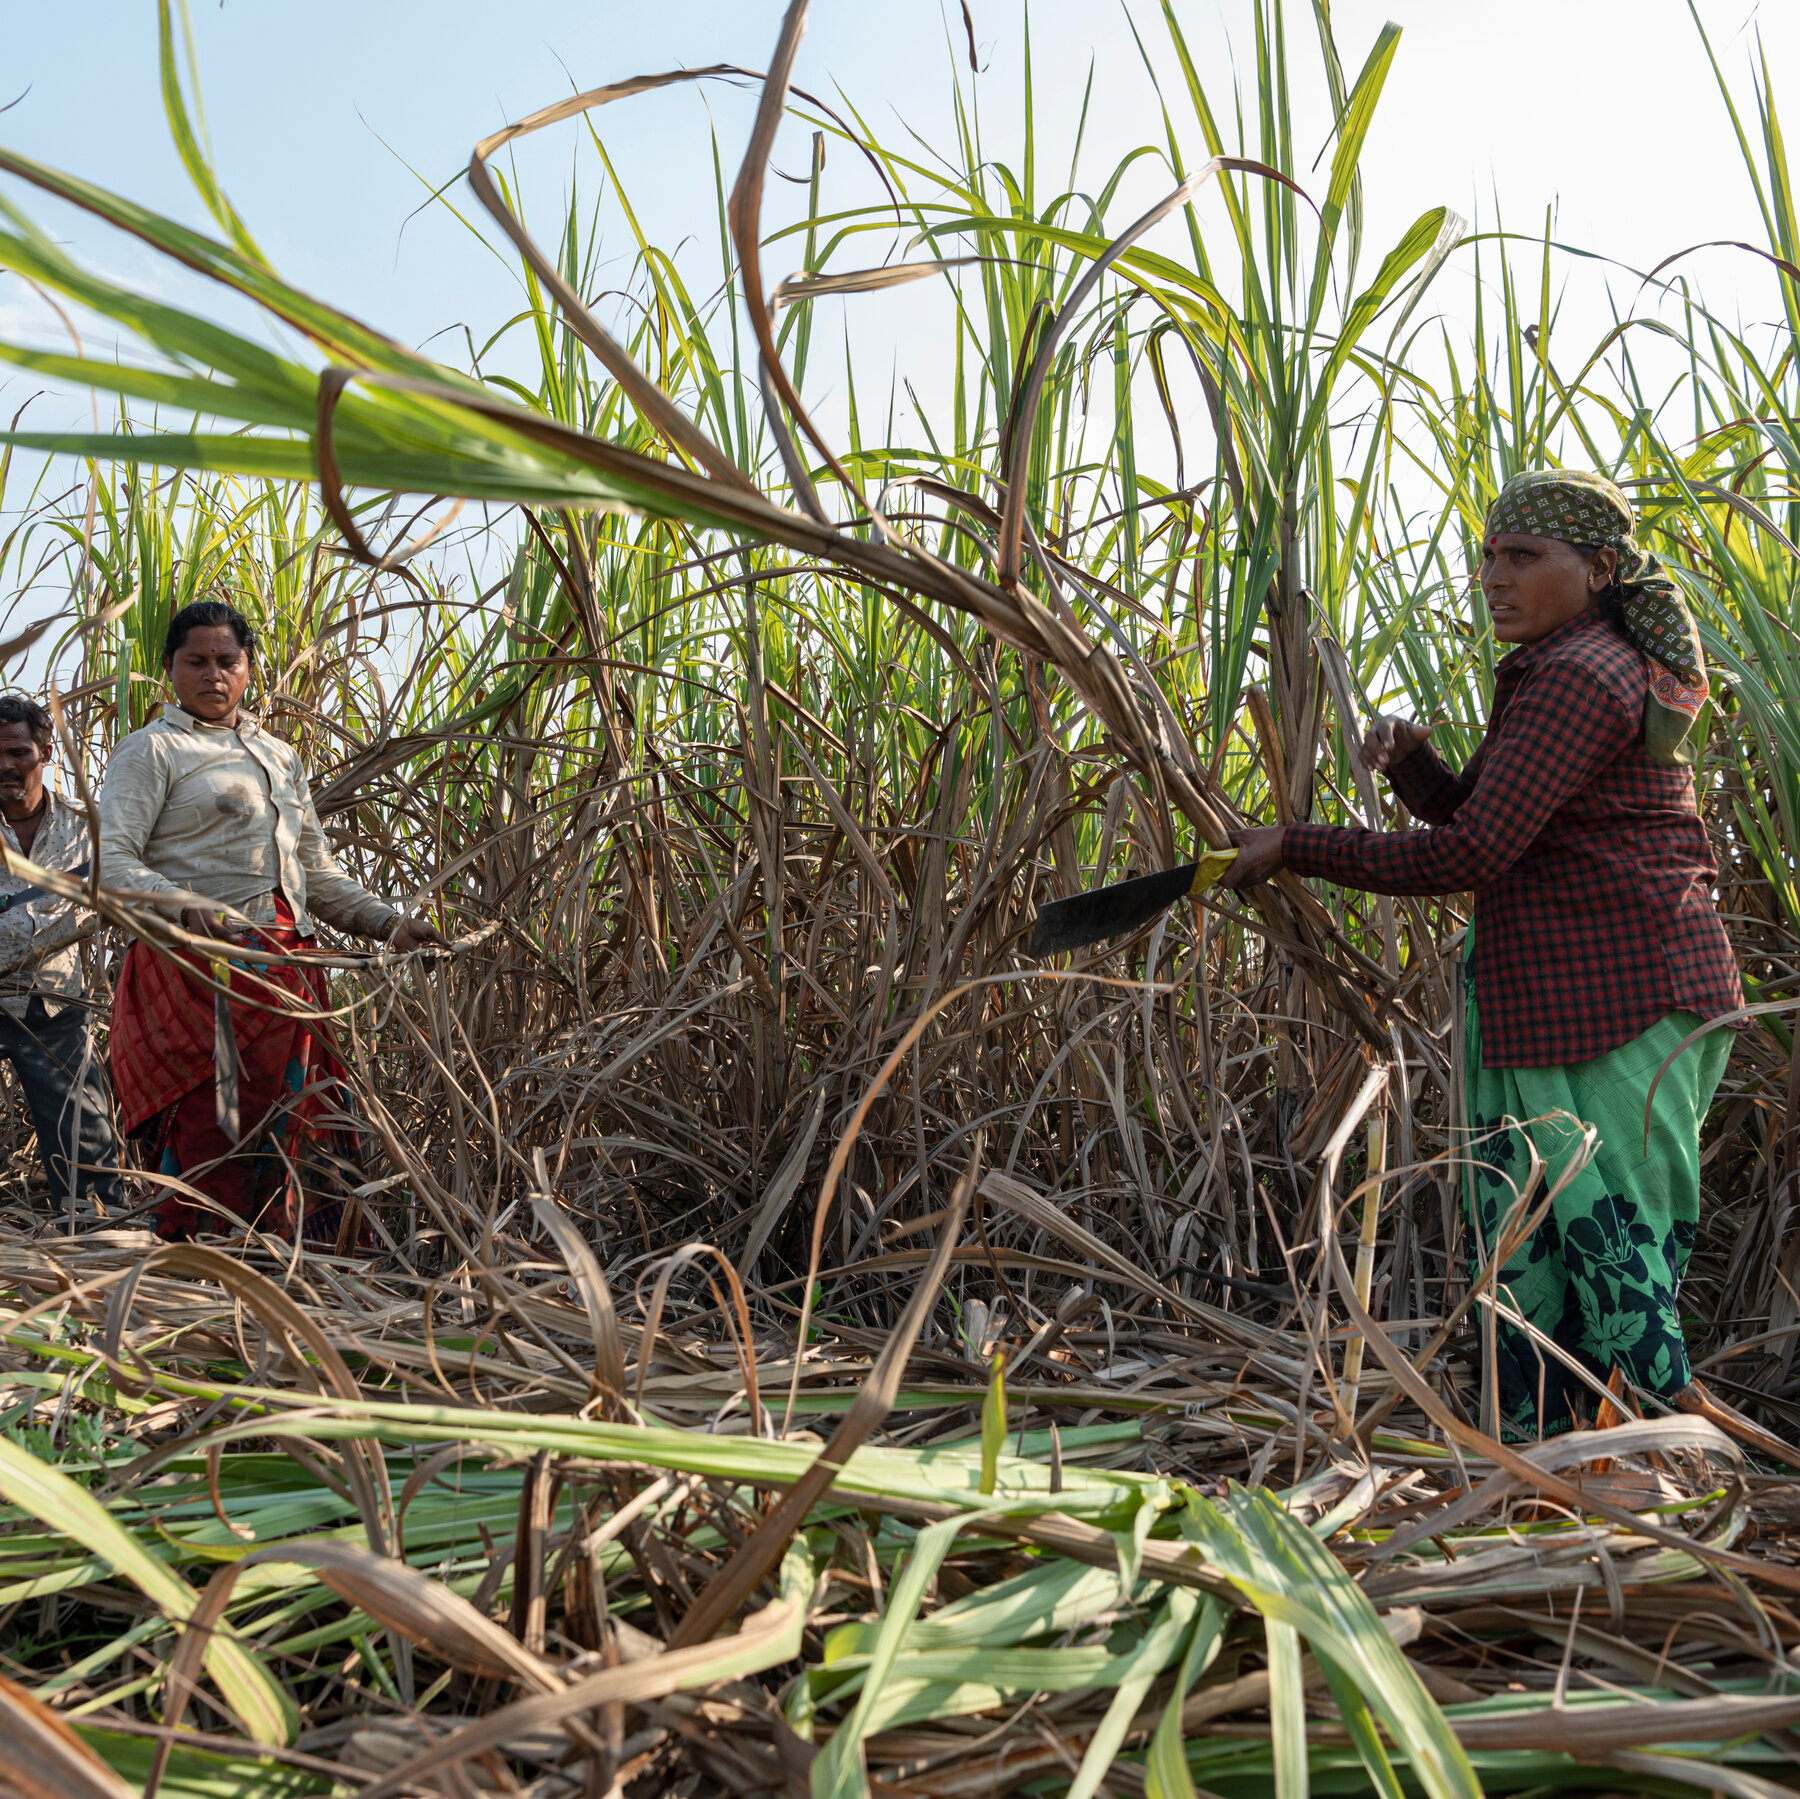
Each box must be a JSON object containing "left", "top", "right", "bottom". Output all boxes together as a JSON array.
[
  {"left": 163, "top": 600, "right": 257, "bottom": 667},
  {"left": 1570, "top": 542, "right": 1628, "bottom": 629},
  {"left": 0, "top": 694, "right": 53, "bottom": 753}
]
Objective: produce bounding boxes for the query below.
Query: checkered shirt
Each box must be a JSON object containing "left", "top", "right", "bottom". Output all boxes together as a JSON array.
[{"left": 1284, "top": 610, "right": 1741, "bottom": 1067}]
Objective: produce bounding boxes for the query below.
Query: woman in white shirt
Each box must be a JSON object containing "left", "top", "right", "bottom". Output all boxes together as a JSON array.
[{"left": 98, "top": 600, "right": 442, "bottom": 1242}]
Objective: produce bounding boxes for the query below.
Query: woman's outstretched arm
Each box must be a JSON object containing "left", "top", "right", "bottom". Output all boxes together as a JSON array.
[{"left": 1233, "top": 661, "right": 1637, "bottom": 897}]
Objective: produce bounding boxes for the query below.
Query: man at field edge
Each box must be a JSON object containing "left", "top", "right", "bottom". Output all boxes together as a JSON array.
[{"left": 0, "top": 694, "right": 122, "bottom": 1216}]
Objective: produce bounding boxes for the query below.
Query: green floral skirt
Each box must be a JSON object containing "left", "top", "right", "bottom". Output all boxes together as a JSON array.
[{"left": 1464, "top": 954, "right": 1730, "bottom": 1441}]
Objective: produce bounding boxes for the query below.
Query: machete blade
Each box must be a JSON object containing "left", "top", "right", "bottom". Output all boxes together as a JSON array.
[{"left": 1029, "top": 848, "right": 1237, "bottom": 957}]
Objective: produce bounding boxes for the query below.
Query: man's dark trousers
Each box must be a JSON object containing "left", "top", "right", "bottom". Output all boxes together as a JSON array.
[{"left": 0, "top": 997, "right": 121, "bottom": 1209}]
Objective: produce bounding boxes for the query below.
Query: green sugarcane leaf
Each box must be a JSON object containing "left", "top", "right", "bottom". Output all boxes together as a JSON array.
[
  {"left": 1266, "top": 1617, "right": 1308, "bottom": 1799},
  {"left": 812, "top": 1512, "right": 971, "bottom": 1799},
  {"left": 1114, "top": 1488, "right": 1160, "bottom": 1590},
  {"left": 156, "top": 0, "right": 267, "bottom": 270},
  {"left": 1324, "top": 24, "right": 1401, "bottom": 231},
  {"left": 0, "top": 344, "right": 311, "bottom": 431},
  {"left": 1318, "top": 1655, "right": 1407, "bottom": 1799},
  {"left": 813, "top": 1674, "right": 1011, "bottom": 1738},
  {"left": 1294, "top": 207, "right": 1451, "bottom": 458},
  {"left": 1066, "top": 1588, "right": 1201, "bottom": 1799},
  {"left": 818, "top": 1617, "right": 1223, "bottom": 1740},
  {"left": 824, "top": 1641, "right": 1121, "bottom": 1694},
  {"left": 0, "top": 1435, "right": 297, "bottom": 1746},
  {"left": 105, "top": 1389, "right": 1162, "bottom": 1523},
  {"left": 1182, "top": 1486, "right": 1479, "bottom": 1799},
  {"left": 0, "top": 144, "right": 491, "bottom": 392},
  {"left": 1143, "top": 1595, "right": 1228, "bottom": 1799},
  {"left": 822, "top": 1557, "right": 1133, "bottom": 1660},
  {"left": 0, "top": 430, "right": 726, "bottom": 521}
]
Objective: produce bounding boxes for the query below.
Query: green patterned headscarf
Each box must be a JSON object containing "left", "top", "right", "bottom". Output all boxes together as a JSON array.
[{"left": 1484, "top": 469, "right": 1707, "bottom": 767}]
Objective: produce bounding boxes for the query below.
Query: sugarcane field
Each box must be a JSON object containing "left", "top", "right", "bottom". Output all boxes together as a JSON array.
[{"left": 9, "top": 2, "right": 1800, "bottom": 1795}]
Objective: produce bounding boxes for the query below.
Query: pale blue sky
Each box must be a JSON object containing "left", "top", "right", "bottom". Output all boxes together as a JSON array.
[
  {"left": 0, "top": 0, "right": 1792, "bottom": 607},
  {"left": 2, "top": 3, "right": 1792, "bottom": 366}
]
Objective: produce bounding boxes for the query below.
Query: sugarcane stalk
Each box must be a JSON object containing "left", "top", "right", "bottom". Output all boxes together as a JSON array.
[{"left": 1339, "top": 1099, "right": 1387, "bottom": 1414}]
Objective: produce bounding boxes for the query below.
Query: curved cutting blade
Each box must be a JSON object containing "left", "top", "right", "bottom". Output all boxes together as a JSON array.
[{"left": 1028, "top": 848, "right": 1236, "bottom": 957}]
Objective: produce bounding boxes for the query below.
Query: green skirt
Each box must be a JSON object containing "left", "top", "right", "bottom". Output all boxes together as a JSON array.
[{"left": 1464, "top": 953, "right": 1730, "bottom": 1441}]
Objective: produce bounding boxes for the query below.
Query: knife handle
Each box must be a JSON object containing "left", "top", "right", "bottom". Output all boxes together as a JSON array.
[{"left": 1187, "top": 848, "right": 1238, "bottom": 897}]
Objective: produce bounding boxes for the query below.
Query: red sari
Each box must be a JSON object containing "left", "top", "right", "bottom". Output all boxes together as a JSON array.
[{"left": 110, "top": 895, "right": 363, "bottom": 1244}]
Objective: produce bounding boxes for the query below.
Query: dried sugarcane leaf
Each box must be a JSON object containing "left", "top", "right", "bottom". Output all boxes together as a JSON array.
[
  {"left": 103, "top": 1245, "right": 395, "bottom": 1558},
  {"left": 772, "top": 257, "right": 985, "bottom": 305},
  {"left": 147, "top": 1538, "right": 562, "bottom": 1797},
  {"left": 354, "top": 1539, "right": 813, "bottom": 1799},
  {"left": 0, "top": 612, "right": 65, "bottom": 672},
  {"left": 1443, "top": 1693, "right": 1800, "bottom": 1753},
  {"left": 265, "top": 1542, "right": 562, "bottom": 1686},
  {"left": 980, "top": 1171, "right": 1262, "bottom": 1345},
  {"left": 737, "top": 1083, "right": 827, "bottom": 1275},
  {"left": 1596, "top": 1749, "right": 1800, "bottom": 1799},
  {"left": 530, "top": 1195, "right": 627, "bottom": 1411},
  {"left": 672, "top": 1131, "right": 986, "bottom": 1649},
  {"left": 1328, "top": 1231, "right": 1800, "bottom": 1597},
  {"left": 0, "top": 1674, "right": 138, "bottom": 1799}
]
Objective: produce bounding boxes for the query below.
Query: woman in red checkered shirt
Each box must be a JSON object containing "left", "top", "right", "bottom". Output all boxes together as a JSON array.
[{"left": 1222, "top": 472, "right": 1771, "bottom": 1457}]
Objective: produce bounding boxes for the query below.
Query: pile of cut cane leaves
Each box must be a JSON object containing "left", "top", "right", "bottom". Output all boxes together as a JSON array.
[{"left": 4, "top": 1191, "right": 1800, "bottom": 1799}]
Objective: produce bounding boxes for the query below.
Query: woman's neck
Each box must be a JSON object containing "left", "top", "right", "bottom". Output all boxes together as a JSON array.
[{"left": 181, "top": 703, "right": 241, "bottom": 730}]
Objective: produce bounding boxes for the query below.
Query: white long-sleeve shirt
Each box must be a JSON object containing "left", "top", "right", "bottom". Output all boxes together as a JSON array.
[{"left": 96, "top": 704, "right": 399, "bottom": 941}]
